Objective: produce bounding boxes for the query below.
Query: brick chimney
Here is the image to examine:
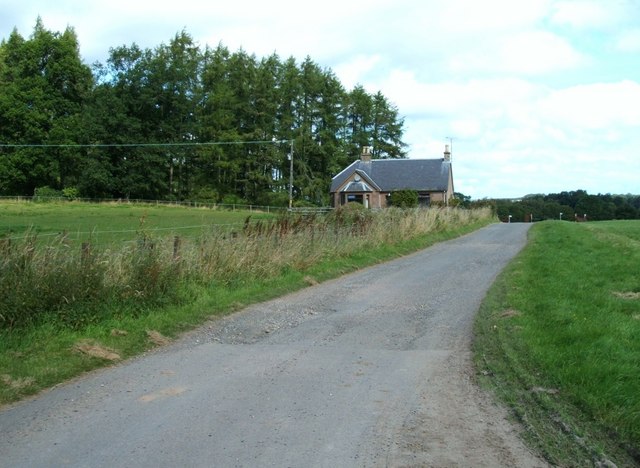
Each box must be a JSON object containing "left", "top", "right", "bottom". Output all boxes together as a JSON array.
[
  {"left": 361, "top": 146, "right": 372, "bottom": 162},
  {"left": 444, "top": 144, "right": 451, "bottom": 162}
]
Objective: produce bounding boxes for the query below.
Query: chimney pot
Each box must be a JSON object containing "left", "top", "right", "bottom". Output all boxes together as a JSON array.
[
  {"left": 444, "top": 144, "right": 451, "bottom": 161},
  {"left": 361, "top": 146, "right": 372, "bottom": 162}
]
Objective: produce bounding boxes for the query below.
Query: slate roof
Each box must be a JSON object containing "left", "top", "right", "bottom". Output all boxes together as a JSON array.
[{"left": 330, "top": 158, "right": 452, "bottom": 193}]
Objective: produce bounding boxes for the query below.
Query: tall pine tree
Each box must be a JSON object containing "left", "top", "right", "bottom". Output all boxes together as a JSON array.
[{"left": 1, "top": 22, "right": 408, "bottom": 204}]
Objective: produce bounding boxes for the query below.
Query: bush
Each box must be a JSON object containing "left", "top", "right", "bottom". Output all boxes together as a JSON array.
[
  {"left": 221, "top": 194, "right": 248, "bottom": 206},
  {"left": 33, "top": 186, "right": 63, "bottom": 201},
  {"left": 256, "top": 191, "right": 289, "bottom": 207},
  {"left": 62, "top": 187, "right": 79, "bottom": 200},
  {"left": 326, "top": 202, "right": 373, "bottom": 235},
  {"left": 328, "top": 202, "right": 368, "bottom": 220},
  {"left": 448, "top": 197, "right": 461, "bottom": 208},
  {"left": 389, "top": 190, "right": 418, "bottom": 208},
  {"left": 292, "top": 199, "right": 320, "bottom": 208},
  {"left": 193, "top": 187, "right": 219, "bottom": 203}
]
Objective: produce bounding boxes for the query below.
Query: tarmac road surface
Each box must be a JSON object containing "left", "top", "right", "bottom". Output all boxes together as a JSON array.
[{"left": 0, "top": 222, "right": 548, "bottom": 467}]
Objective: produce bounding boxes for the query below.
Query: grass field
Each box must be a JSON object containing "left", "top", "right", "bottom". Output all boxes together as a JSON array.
[
  {"left": 474, "top": 220, "right": 640, "bottom": 467},
  {"left": 0, "top": 200, "right": 276, "bottom": 245}
]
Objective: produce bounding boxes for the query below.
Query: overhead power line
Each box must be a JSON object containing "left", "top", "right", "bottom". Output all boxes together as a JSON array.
[{"left": 0, "top": 139, "right": 293, "bottom": 148}]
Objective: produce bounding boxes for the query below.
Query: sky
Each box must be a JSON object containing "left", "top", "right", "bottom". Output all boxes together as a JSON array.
[{"left": 2, "top": 0, "right": 639, "bottom": 199}]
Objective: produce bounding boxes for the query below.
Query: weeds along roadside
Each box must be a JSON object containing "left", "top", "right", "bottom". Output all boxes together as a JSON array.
[
  {"left": 473, "top": 220, "right": 640, "bottom": 467},
  {"left": 0, "top": 206, "right": 492, "bottom": 331},
  {"left": 0, "top": 206, "right": 494, "bottom": 403}
]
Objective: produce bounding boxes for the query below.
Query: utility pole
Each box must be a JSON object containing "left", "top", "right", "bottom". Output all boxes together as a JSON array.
[{"left": 288, "top": 139, "right": 294, "bottom": 209}]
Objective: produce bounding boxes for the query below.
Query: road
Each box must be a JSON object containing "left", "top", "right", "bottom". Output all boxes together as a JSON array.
[{"left": 0, "top": 223, "right": 548, "bottom": 467}]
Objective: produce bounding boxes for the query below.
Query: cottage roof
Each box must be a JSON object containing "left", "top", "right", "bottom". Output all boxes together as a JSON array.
[
  {"left": 330, "top": 158, "right": 452, "bottom": 193},
  {"left": 341, "top": 180, "right": 372, "bottom": 193}
]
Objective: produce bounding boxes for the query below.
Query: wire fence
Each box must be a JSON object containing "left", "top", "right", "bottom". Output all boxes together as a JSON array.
[
  {"left": 0, "top": 195, "right": 302, "bottom": 213},
  {"left": 0, "top": 196, "right": 335, "bottom": 249},
  {"left": 0, "top": 223, "right": 248, "bottom": 243}
]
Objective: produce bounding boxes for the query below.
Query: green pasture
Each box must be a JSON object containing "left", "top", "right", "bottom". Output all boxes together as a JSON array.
[
  {"left": 0, "top": 200, "right": 276, "bottom": 245},
  {"left": 475, "top": 220, "right": 640, "bottom": 467}
]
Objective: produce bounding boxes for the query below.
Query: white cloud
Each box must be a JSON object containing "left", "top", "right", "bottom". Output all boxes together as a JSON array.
[
  {"left": 538, "top": 80, "right": 640, "bottom": 131},
  {"left": 333, "top": 55, "right": 384, "bottom": 90},
  {"left": 550, "top": 0, "right": 623, "bottom": 29},
  {"left": 497, "top": 30, "right": 587, "bottom": 74},
  {"left": 615, "top": 29, "right": 640, "bottom": 52},
  {"left": 435, "top": 0, "right": 551, "bottom": 33},
  {"left": 451, "top": 119, "right": 483, "bottom": 140},
  {"left": 437, "top": 29, "right": 587, "bottom": 77},
  {"left": 373, "top": 71, "right": 541, "bottom": 120}
]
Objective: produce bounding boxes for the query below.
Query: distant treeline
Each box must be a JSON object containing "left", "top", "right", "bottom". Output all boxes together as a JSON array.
[
  {"left": 0, "top": 19, "right": 407, "bottom": 206},
  {"left": 490, "top": 190, "right": 640, "bottom": 222}
]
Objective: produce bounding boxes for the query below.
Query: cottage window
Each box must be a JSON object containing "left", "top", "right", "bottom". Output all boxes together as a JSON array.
[
  {"left": 418, "top": 193, "right": 431, "bottom": 206},
  {"left": 347, "top": 194, "right": 364, "bottom": 204}
]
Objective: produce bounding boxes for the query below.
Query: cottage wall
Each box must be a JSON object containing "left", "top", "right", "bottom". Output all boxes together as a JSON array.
[
  {"left": 363, "top": 192, "right": 382, "bottom": 209},
  {"left": 334, "top": 190, "right": 456, "bottom": 208},
  {"left": 430, "top": 192, "right": 446, "bottom": 202}
]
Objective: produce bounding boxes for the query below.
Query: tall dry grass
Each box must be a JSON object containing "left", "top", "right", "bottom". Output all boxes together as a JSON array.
[{"left": 0, "top": 206, "right": 493, "bottom": 329}]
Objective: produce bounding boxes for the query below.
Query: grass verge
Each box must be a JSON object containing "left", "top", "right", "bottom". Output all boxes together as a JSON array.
[
  {"left": 1, "top": 207, "right": 493, "bottom": 406},
  {"left": 474, "top": 221, "right": 640, "bottom": 467}
]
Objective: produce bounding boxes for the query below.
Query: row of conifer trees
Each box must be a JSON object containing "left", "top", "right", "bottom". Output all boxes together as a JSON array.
[{"left": 0, "top": 19, "right": 407, "bottom": 206}]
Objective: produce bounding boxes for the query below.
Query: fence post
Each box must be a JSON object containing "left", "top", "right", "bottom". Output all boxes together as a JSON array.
[
  {"left": 173, "top": 236, "right": 181, "bottom": 261},
  {"left": 61, "top": 230, "right": 69, "bottom": 247},
  {"left": 0, "top": 237, "right": 10, "bottom": 254},
  {"left": 81, "top": 242, "right": 91, "bottom": 264}
]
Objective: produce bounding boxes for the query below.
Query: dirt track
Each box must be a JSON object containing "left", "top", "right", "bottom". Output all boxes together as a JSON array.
[{"left": 0, "top": 223, "right": 548, "bottom": 467}]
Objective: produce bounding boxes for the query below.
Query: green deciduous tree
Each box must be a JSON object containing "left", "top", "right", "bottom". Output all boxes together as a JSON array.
[{"left": 0, "top": 19, "right": 93, "bottom": 195}]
